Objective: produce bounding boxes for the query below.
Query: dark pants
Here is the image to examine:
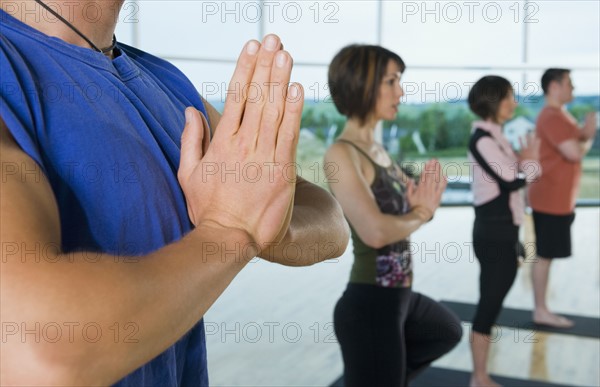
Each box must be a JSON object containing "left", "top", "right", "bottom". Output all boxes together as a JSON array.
[
  {"left": 333, "top": 284, "right": 462, "bottom": 387},
  {"left": 472, "top": 219, "right": 520, "bottom": 334}
]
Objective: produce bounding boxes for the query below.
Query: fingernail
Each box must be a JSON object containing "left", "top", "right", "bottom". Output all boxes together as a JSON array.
[
  {"left": 276, "top": 51, "right": 287, "bottom": 68},
  {"left": 264, "top": 35, "right": 277, "bottom": 51},
  {"left": 289, "top": 84, "right": 299, "bottom": 98},
  {"left": 247, "top": 40, "right": 259, "bottom": 55},
  {"left": 185, "top": 108, "right": 193, "bottom": 123}
]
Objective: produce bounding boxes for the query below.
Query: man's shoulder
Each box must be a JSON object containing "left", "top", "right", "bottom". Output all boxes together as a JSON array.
[
  {"left": 537, "top": 106, "right": 560, "bottom": 121},
  {"left": 536, "top": 107, "right": 571, "bottom": 130}
]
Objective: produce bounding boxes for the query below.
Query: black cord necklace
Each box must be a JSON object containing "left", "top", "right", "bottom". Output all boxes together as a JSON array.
[{"left": 33, "top": 0, "right": 117, "bottom": 54}]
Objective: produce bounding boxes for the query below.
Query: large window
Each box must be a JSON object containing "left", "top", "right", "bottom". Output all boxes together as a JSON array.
[{"left": 116, "top": 0, "right": 600, "bottom": 200}]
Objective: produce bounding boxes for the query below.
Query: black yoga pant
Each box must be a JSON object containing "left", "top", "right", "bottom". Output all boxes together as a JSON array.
[
  {"left": 472, "top": 220, "right": 519, "bottom": 335},
  {"left": 333, "top": 284, "right": 462, "bottom": 387}
]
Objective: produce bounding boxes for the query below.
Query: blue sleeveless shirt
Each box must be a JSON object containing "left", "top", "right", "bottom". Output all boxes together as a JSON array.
[{"left": 1, "top": 9, "right": 209, "bottom": 386}]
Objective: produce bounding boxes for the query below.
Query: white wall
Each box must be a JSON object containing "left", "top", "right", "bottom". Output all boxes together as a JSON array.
[{"left": 115, "top": 0, "right": 600, "bottom": 103}]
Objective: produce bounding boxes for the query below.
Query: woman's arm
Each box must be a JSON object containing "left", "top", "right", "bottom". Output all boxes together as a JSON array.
[
  {"left": 470, "top": 134, "right": 529, "bottom": 192},
  {"left": 324, "top": 143, "right": 436, "bottom": 249}
]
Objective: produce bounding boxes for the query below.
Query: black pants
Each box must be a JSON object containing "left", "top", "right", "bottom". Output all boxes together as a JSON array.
[
  {"left": 472, "top": 219, "right": 520, "bottom": 334},
  {"left": 333, "top": 284, "right": 462, "bottom": 387}
]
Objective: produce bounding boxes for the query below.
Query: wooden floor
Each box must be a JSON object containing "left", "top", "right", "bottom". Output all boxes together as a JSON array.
[{"left": 205, "top": 207, "right": 600, "bottom": 386}]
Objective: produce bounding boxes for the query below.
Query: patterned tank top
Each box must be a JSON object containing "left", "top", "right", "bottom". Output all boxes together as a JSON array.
[{"left": 337, "top": 140, "right": 413, "bottom": 288}]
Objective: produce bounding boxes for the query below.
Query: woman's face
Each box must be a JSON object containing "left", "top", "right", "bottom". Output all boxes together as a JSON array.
[
  {"left": 373, "top": 60, "right": 404, "bottom": 121},
  {"left": 496, "top": 88, "right": 517, "bottom": 124}
]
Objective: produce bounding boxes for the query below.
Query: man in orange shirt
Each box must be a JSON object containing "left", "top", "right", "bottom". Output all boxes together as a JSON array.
[{"left": 528, "top": 69, "right": 597, "bottom": 327}]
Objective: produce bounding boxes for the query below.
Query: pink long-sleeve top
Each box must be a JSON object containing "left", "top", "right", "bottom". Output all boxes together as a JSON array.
[{"left": 467, "top": 120, "right": 541, "bottom": 226}]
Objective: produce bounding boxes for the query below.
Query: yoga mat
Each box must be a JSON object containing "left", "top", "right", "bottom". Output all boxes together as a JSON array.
[
  {"left": 440, "top": 300, "right": 600, "bottom": 339},
  {"left": 330, "top": 367, "right": 574, "bottom": 387}
]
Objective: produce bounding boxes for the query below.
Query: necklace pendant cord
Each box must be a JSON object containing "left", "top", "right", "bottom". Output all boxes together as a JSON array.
[{"left": 33, "top": 0, "right": 117, "bottom": 54}]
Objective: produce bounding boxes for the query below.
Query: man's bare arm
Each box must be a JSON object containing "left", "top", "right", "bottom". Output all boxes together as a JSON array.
[
  {"left": 558, "top": 112, "right": 598, "bottom": 162},
  {"left": 1, "top": 35, "right": 305, "bottom": 385},
  {"left": 0, "top": 120, "right": 253, "bottom": 385},
  {"left": 557, "top": 138, "right": 594, "bottom": 162},
  {"left": 202, "top": 98, "right": 350, "bottom": 265},
  {"left": 259, "top": 177, "right": 349, "bottom": 265}
]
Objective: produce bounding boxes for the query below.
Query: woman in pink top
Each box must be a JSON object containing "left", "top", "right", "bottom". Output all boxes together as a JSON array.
[{"left": 467, "top": 76, "right": 540, "bottom": 387}]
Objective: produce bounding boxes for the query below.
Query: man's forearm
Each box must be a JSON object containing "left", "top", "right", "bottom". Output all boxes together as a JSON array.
[
  {"left": 1, "top": 224, "right": 255, "bottom": 385},
  {"left": 580, "top": 118, "right": 598, "bottom": 141},
  {"left": 198, "top": 101, "right": 350, "bottom": 266},
  {"left": 579, "top": 138, "right": 594, "bottom": 157},
  {"left": 259, "top": 179, "right": 349, "bottom": 266}
]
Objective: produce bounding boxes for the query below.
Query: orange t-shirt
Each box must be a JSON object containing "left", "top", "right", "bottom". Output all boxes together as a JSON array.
[{"left": 528, "top": 106, "right": 582, "bottom": 215}]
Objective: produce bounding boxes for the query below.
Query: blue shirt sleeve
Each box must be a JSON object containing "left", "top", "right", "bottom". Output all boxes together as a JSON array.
[{"left": 1, "top": 35, "right": 46, "bottom": 173}]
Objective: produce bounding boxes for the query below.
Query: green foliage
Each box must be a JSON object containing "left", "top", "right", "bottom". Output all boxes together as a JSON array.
[
  {"left": 514, "top": 105, "right": 534, "bottom": 120},
  {"left": 293, "top": 98, "right": 599, "bottom": 200},
  {"left": 392, "top": 105, "right": 422, "bottom": 129},
  {"left": 297, "top": 98, "right": 597, "bottom": 156},
  {"left": 568, "top": 104, "right": 596, "bottom": 121},
  {"left": 401, "top": 103, "right": 474, "bottom": 152},
  {"left": 444, "top": 106, "right": 475, "bottom": 149},
  {"left": 419, "top": 104, "right": 445, "bottom": 151},
  {"left": 398, "top": 135, "right": 418, "bottom": 156},
  {"left": 404, "top": 147, "right": 469, "bottom": 158},
  {"left": 301, "top": 102, "right": 345, "bottom": 141},
  {"left": 588, "top": 148, "right": 600, "bottom": 157}
]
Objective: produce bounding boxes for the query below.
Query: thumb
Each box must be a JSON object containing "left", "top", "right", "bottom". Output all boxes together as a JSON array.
[
  {"left": 201, "top": 113, "right": 211, "bottom": 156},
  {"left": 179, "top": 107, "right": 206, "bottom": 181},
  {"left": 406, "top": 179, "right": 416, "bottom": 201}
]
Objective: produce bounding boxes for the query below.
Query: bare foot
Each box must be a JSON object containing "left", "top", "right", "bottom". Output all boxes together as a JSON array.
[
  {"left": 470, "top": 374, "right": 501, "bottom": 387},
  {"left": 533, "top": 310, "right": 575, "bottom": 328}
]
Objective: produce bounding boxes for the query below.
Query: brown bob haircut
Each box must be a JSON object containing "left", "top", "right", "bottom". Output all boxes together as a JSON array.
[
  {"left": 328, "top": 44, "right": 405, "bottom": 125},
  {"left": 468, "top": 75, "right": 513, "bottom": 122}
]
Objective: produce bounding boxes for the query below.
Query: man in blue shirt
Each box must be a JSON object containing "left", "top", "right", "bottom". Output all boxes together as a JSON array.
[{"left": 0, "top": 0, "right": 349, "bottom": 385}]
